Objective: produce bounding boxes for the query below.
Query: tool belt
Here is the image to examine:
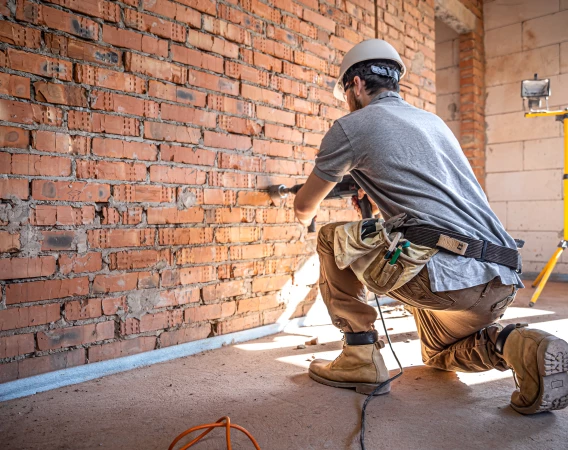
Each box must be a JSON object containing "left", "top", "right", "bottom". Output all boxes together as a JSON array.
[
  {"left": 334, "top": 215, "right": 523, "bottom": 296},
  {"left": 394, "top": 225, "right": 523, "bottom": 273}
]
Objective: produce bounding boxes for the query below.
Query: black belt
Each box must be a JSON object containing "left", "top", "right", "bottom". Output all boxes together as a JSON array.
[{"left": 395, "top": 225, "right": 523, "bottom": 273}]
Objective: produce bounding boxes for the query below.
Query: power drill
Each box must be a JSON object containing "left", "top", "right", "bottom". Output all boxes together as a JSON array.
[{"left": 268, "top": 174, "right": 374, "bottom": 232}]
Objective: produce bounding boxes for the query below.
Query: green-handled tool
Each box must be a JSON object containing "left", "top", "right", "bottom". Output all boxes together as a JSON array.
[{"left": 389, "top": 241, "right": 410, "bottom": 265}]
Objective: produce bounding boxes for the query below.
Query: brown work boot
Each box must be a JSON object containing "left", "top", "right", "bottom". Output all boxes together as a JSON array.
[
  {"left": 309, "top": 330, "right": 391, "bottom": 395},
  {"left": 497, "top": 324, "right": 568, "bottom": 414}
]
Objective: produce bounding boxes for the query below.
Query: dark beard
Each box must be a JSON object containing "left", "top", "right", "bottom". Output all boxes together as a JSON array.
[{"left": 352, "top": 96, "right": 363, "bottom": 111}]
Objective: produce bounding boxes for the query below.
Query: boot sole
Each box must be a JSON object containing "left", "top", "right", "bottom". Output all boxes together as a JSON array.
[
  {"left": 308, "top": 370, "right": 391, "bottom": 396},
  {"left": 512, "top": 336, "right": 568, "bottom": 415}
]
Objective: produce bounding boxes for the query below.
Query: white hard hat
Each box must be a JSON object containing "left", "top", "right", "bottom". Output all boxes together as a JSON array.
[{"left": 333, "top": 39, "right": 406, "bottom": 102}]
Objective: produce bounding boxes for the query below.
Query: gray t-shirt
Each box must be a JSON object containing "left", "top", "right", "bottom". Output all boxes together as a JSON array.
[{"left": 314, "top": 91, "right": 523, "bottom": 292}]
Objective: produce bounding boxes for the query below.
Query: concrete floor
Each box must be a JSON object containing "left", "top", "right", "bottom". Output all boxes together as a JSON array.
[{"left": 1, "top": 282, "right": 567, "bottom": 450}]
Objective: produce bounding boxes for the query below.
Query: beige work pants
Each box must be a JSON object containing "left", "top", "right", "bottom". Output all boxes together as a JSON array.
[{"left": 318, "top": 222, "right": 518, "bottom": 373}]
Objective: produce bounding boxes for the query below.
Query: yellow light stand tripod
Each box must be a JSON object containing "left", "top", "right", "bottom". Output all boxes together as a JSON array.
[{"left": 525, "top": 109, "right": 568, "bottom": 306}]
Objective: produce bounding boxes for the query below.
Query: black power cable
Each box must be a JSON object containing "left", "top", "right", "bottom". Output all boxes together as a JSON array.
[{"left": 360, "top": 294, "right": 405, "bottom": 450}]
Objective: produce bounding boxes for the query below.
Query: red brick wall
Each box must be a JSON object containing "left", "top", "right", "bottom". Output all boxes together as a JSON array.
[{"left": 0, "top": 0, "right": 441, "bottom": 382}]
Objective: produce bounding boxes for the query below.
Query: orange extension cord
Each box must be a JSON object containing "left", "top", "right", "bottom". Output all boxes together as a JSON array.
[{"left": 168, "top": 416, "right": 261, "bottom": 450}]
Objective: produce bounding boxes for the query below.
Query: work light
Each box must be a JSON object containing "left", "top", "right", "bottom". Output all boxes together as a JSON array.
[{"left": 521, "top": 74, "right": 551, "bottom": 111}]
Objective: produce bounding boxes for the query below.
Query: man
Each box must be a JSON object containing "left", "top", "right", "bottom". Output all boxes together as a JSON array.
[{"left": 294, "top": 39, "right": 568, "bottom": 414}]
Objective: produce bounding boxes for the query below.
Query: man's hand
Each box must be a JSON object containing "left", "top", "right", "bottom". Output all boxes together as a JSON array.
[
  {"left": 351, "top": 188, "right": 380, "bottom": 217},
  {"left": 294, "top": 173, "right": 336, "bottom": 226}
]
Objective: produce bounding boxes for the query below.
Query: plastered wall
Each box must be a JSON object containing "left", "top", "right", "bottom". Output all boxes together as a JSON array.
[{"left": 484, "top": 0, "right": 568, "bottom": 275}]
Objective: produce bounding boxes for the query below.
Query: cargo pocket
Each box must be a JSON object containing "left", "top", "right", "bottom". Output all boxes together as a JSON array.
[
  {"left": 390, "top": 269, "right": 455, "bottom": 310},
  {"left": 491, "top": 288, "right": 518, "bottom": 312}
]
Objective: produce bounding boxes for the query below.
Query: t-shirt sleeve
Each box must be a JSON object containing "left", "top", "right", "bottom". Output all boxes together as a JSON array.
[{"left": 313, "top": 121, "right": 354, "bottom": 183}]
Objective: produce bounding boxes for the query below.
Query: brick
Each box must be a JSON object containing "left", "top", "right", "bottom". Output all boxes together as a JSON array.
[
  {"left": 0, "top": 231, "right": 20, "bottom": 253},
  {"left": 237, "top": 294, "right": 280, "bottom": 314},
  {"left": 253, "top": 52, "right": 282, "bottom": 72},
  {"left": 149, "top": 166, "right": 206, "bottom": 184},
  {"left": 236, "top": 191, "right": 271, "bottom": 206},
  {"left": 88, "top": 336, "right": 155, "bottom": 363},
  {"left": 188, "top": 69, "right": 239, "bottom": 95},
  {"left": 274, "top": 241, "right": 312, "bottom": 256},
  {"left": 65, "top": 299, "right": 102, "bottom": 321},
  {"left": 33, "top": 131, "right": 89, "bottom": 155},
  {"left": 93, "top": 272, "right": 158, "bottom": 293},
  {"left": 91, "top": 91, "right": 158, "bottom": 118},
  {"left": 203, "top": 17, "right": 251, "bottom": 46},
  {"left": 215, "top": 227, "right": 260, "bottom": 243},
  {"left": 0, "top": 98, "right": 62, "bottom": 126},
  {"left": 44, "top": 0, "right": 119, "bottom": 21},
  {"left": 113, "top": 184, "right": 175, "bottom": 203},
  {"left": 37, "top": 321, "right": 114, "bottom": 351},
  {"left": 0, "top": 126, "right": 29, "bottom": 148},
  {"left": 0, "top": 304, "right": 59, "bottom": 331},
  {"left": 30, "top": 205, "right": 95, "bottom": 226},
  {"left": 60, "top": 252, "right": 103, "bottom": 274},
  {"left": 185, "top": 302, "right": 236, "bottom": 322},
  {"left": 226, "top": 61, "right": 268, "bottom": 85},
  {"left": 229, "top": 244, "right": 273, "bottom": 260},
  {"left": 177, "top": 246, "right": 228, "bottom": 265},
  {"left": 252, "top": 274, "right": 291, "bottom": 293},
  {"left": 125, "top": 53, "right": 186, "bottom": 84},
  {"left": 217, "top": 313, "right": 261, "bottom": 335},
  {"left": 34, "top": 81, "right": 86, "bottom": 107},
  {"left": 303, "top": 8, "right": 335, "bottom": 32},
  {"left": 155, "top": 287, "right": 200, "bottom": 308},
  {"left": 158, "top": 227, "right": 213, "bottom": 245},
  {"left": 209, "top": 172, "right": 254, "bottom": 188},
  {"left": 204, "top": 131, "right": 252, "bottom": 150},
  {"left": 148, "top": 80, "right": 207, "bottom": 107},
  {"left": 219, "top": 115, "right": 262, "bottom": 135},
  {"left": 219, "top": 153, "right": 261, "bottom": 172},
  {"left": 147, "top": 207, "right": 204, "bottom": 224},
  {"left": 263, "top": 224, "right": 301, "bottom": 241},
  {"left": 188, "top": 30, "right": 239, "bottom": 58},
  {"left": 161, "top": 145, "right": 216, "bottom": 167},
  {"left": 206, "top": 207, "right": 255, "bottom": 224},
  {"left": 40, "top": 230, "right": 75, "bottom": 251},
  {"left": 17, "top": 1, "right": 98, "bottom": 40},
  {"left": 265, "top": 124, "right": 303, "bottom": 143},
  {"left": 208, "top": 95, "right": 254, "bottom": 116},
  {"left": 77, "top": 160, "right": 146, "bottom": 182},
  {"left": 85, "top": 113, "right": 140, "bottom": 136},
  {"left": 32, "top": 180, "right": 110, "bottom": 202},
  {"left": 256, "top": 105, "right": 295, "bottom": 126},
  {"left": 16, "top": 349, "right": 85, "bottom": 380},
  {"left": 161, "top": 103, "right": 217, "bottom": 128},
  {"left": 282, "top": 15, "right": 317, "bottom": 39},
  {"left": 0, "top": 20, "right": 41, "bottom": 48},
  {"left": 109, "top": 249, "right": 171, "bottom": 270},
  {"left": 171, "top": 45, "right": 224, "bottom": 73},
  {"left": 202, "top": 188, "right": 234, "bottom": 206},
  {"left": 88, "top": 229, "right": 155, "bottom": 249},
  {"left": 0, "top": 73, "right": 30, "bottom": 99},
  {"left": 0, "top": 334, "right": 35, "bottom": 358},
  {"left": 92, "top": 138, "right": 157, "bottom": 161},
  {"left": 144, "top": 122, "right": 201, "bottom": 144},
  {"left": 0, "top": 256, "right": 56, "bottom": 280},
  {"left": 160, "top": 324, "right": 210, "bottom": 347},
  {"left": 103, "top": 25, "right": 168, "bottom": 57},
  {"left": 252, "top": 140, "right": 294, "bottom": 158},
  {"left": 124, "top": 9, "right": 186, "bottom": 42},
  {"left": 161, "top": 266, "right": 216, "bottom": 287},
  {"left": 75, "top": 65, "right": 146, "bottom": 93},
  {"left": 0, "top": 178, "right": 28, "bottom": 199},
  {"left": 142, "top": 0, "right": 201, "bottom": 28},
  {"left": 6, "top": 277, "right": 89, "bottom": 304},
  {"left": 242, "top": 84, "right": 283, "bottom": 107},
  {"left": 46, "top": 35, "right": 122, "bottom": 67},
  {"left": 5, "top": 154, "right": 71, "bottom": 177}
]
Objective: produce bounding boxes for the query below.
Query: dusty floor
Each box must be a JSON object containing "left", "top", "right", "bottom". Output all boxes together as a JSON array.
[{"left": 1, "top": 282, "right": 567, "bottom": 450}]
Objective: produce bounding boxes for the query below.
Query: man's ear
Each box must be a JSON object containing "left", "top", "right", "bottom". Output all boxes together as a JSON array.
[{"left": 353, "top": 76, "right": 364, "bottom": 97}]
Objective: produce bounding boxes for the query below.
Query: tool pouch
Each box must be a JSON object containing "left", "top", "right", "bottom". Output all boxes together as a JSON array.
[{"left": 334, "top": 215, "right": 438, "bottom": 295}]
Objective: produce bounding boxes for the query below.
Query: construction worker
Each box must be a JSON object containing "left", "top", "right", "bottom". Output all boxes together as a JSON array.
[{"left": 293, "top": 39, "right": 568, "bottom": 414}]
